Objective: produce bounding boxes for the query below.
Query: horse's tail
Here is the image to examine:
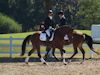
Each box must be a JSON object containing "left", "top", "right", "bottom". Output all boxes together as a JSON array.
[
  {"left": 21, "top": 35, "right": 32, "bottom": 56},
  {"left": 83, "top": 34, "right": 100, "bottom": 55}
]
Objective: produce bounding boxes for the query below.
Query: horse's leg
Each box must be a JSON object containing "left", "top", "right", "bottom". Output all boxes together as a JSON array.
[
  {"left": 60, "top": 49, "right": 64, "bottom": 60},
  {"left": 44, "top": 46, "right": 51, "bottom": 60},
  {"left": 79, "top": 46, "right": 85, "bottom": 64},
  {"left": 61, "top": 49, "right": 67, "bottom": 65},
  {"left": 25, "top": 48, "right": 34, "bottom": 64},
  {"left": 52, "top": 48, "right": 59, "bottom": 61},
  {"left": 36, "top": 46, "right": 47, "bottom": 65},
  {"left": 68, "top": 46, "right": 78, "bottom": 63}
]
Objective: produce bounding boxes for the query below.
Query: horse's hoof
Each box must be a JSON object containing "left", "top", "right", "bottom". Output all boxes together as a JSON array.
[
  {"left": 89, "top": 57, "right": 92, "bottom": 59},
  {"left": 80, "top": 61, "right": 85, "bottom": 64},
  {"left": 25, "top": 62, "right": 29, "bottom": 65},
  {"left": 43, "top": 62, "right": 48, "bottom": 65},
  {"left": 67, "top": 59, "right": 71, "bottom": 63},
  {"left": 64, "top": 62, "right": 67, "bottom": 65}
]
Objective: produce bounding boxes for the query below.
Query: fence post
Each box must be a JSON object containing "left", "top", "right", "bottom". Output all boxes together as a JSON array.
[{"left": 10, "top": 36, "right": 13, "bottom": 58}]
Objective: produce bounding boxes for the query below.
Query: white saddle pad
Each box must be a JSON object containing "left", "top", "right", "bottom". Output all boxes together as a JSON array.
[
  {"left": 64, "top": 35, "right": 69, "bottom": 40},
  {"left": 40, "top": 33, "right": 46, "bottom": 41},
  {"left": 40, "top": 33, "right": 54, "bottom": 41}
]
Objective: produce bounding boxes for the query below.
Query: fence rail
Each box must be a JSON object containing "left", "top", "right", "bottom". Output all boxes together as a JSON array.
[
  {"left": 0, "top": 36, "right": 24, "bottom": 58},
  {"left": 0, "top": 37, "right": 94, "bottom": 58}
]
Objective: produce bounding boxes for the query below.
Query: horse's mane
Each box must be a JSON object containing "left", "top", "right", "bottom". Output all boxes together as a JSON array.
[
  {"left": 56, "top": 25, "right": 74, "bottom": 31},
  {"left": 54, "top": 25, "right": 74, "bottom": 37}
]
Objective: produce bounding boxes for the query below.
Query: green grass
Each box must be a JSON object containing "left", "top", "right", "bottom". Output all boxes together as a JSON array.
[
  {"left": 0, "top": 31, "right": 39, "bottom": 44},
  {"left": 0, "top": 32, "right": 33, "bottom": 38},
  {"left": 0, "top": 30, "right": 91, "bottom": 38},
  {"left": 75, "top": 30, "right": 91, "bottom": 35}
]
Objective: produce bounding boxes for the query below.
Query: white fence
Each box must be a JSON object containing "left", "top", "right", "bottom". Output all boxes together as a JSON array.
[
  {"left": 0, "top": 37, "right": 94, "bottom": 58},
  {"left": 0, "top": 37, "right": 24, "bottom": 58}
]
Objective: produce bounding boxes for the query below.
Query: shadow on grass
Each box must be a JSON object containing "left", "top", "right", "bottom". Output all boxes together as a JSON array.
[{"left": 0, "top": 57, "right": 100, "bottom": 63}]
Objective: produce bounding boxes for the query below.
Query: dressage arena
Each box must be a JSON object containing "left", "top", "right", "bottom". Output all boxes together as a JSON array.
[
  {"left": 0, "top": 56, "right": 100, "bottom": 75},
  {"left": 0, "top": 38, "right": 100, "bottom": 75},
  {"left": 0, "top": 44, "right": 100, "bottom": 75}
]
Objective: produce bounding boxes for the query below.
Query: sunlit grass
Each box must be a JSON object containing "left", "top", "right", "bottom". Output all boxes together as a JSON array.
[
  {"left": 0, "top": 31, "right": 40, "bottom": 38},
  {"left": 75, "top": 30, "right": 91, "bottom": 35},
  {"left": 0, "top": 30, "right": 91, "bottom": 38}
]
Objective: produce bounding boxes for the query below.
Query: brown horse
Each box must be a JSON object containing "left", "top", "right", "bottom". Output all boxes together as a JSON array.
[
  {"left": 21, "top": 26, "right": 99, "bottom": 64},
  {"left": 45, "top": 31, "right": 100, "bottom": 63}
]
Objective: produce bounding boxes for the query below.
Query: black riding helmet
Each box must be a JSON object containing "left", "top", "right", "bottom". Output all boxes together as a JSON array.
[
  {"left": 58, "top": 10, "right": 64, "bottom": 15},
  {"left": 48, "top": 9, "right": 53, "bottom": 14}
]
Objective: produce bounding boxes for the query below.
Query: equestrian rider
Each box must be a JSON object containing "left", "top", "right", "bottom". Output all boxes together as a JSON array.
[
  {"left": 58, "top": 10, "right": 72, "bottom": 43},
  {"left": 44, "top": 10, "right": 55, "bottom": 41},
  {"left": 58, "top": 10, "right": 66, "bottom": 27}
]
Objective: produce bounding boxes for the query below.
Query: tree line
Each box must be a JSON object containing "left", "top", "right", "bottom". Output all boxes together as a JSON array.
[{"left": 0, "top": 0, "right": 100, "bottom": 33}]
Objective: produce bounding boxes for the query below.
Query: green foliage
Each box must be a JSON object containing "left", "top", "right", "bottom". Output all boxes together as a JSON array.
[
  {"left": 77, "top": 0, "right": 100, "bottom": 29},
  {"left": 52, "top": 0, "right": 100, "bottom": 29},
  {"left": 8, "top": 0, "right": 45, "bottom": 32},
  {"left": 0, "top": 0, "right": 100, "bottom": 32},
  {"left": 0, "top": 13, "right": 22, "bottom": 33}
]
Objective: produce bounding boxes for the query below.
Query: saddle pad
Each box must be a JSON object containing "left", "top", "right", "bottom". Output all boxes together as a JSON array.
[
  {"left": 64, "top": 34, "right": 69, "bottom": 40},
  {"left": 40, "top": 33, "right": 47, "bottom": 41},
  {"left": 40, "top": 33, "right": 54, "bottom": 41}
]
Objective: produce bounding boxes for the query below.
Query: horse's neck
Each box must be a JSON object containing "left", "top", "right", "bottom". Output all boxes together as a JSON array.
[
  {"left": 54, "top": 27, "right": 74, "bottom": 39},
  {"left": 54, "top": 29, "right": 66, "bottom": 38}
]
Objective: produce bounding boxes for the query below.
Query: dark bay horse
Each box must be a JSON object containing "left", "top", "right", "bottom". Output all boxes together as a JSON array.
[
  {"left": 21, "top": 26, "right": 100, "bottom": 64},
  {"left": 45, "top": 31, "right": 100, "bottom": 63}
]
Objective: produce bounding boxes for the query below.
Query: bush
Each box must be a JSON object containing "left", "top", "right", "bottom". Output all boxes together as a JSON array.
[{"left": 0, "top": 13, "right": 22, "bottom": 33}]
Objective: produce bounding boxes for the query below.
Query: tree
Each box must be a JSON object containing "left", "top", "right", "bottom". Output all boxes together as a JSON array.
[
  {"left": 0, "top": 12, "right": 22, "bottom": 33},
  {"left": 43, "top": 0, "right": 53, "bottom": 13},
  {"left": 0, "top": 0, "right": 100, "bottom": 33},
  {"left": 77, "top": 0, "right": 100, "bottom": 29}
]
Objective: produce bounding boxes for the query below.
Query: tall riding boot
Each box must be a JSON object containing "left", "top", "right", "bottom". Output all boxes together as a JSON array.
[{"left": 46, "top": 35, "right": 50, "bottom": 46}]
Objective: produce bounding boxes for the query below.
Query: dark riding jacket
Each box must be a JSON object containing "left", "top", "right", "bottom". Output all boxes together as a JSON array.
[
  {"left": 59, "top": 17, "right": 66, "bottom": 26},
  {"left": 44, "top": 16, "right": 55, "bottom": 30}
]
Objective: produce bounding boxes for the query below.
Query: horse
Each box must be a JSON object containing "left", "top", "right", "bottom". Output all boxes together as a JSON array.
[
  {"left": 21, "top": 26, "right": 100, "bottom": 65},
  {"left": 45, "top": 31, "right": 100, "bottom": 63}
]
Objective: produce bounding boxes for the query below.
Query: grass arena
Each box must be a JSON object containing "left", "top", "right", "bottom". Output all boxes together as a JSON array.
[{"left": 0, "top": 31, "right": 100, "bottom": 75}]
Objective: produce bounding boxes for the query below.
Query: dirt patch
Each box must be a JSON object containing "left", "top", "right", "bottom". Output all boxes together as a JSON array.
[{"left": 0, "top": 59, "right": 100, "bottom": 75}]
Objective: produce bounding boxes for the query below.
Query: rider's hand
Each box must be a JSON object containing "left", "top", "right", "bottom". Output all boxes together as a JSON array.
[{"left": 56, "top": 24, "right": 59, "bottom": 28}]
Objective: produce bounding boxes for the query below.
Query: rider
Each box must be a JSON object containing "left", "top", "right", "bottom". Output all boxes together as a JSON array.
[
  {"left": 58, "top": 10, "right": 66, "bottom": 27},
  {"left": 44, "top": 9, "right": 55, "bottom": 41},
  {"left": 58, "top": 10, "right": 72, "bottom": 43}
]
